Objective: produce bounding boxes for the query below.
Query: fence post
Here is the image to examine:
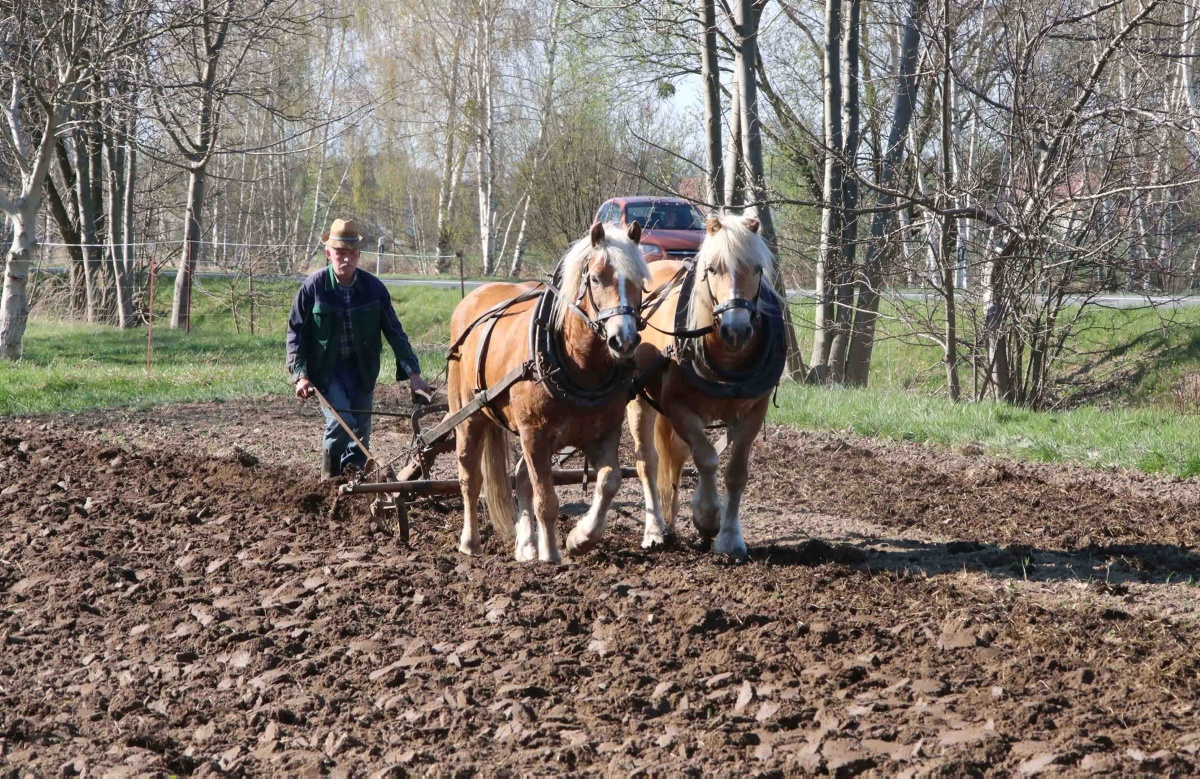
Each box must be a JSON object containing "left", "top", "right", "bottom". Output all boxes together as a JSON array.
[{"left": 457, "top": 250, "right": 465, "bottom": 299}]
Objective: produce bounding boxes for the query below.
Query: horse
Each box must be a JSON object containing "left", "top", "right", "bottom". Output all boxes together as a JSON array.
[
  {"left": 447, "top": 222, "right": 650, "bottom": 563},
  {"left": 627, "top": 213, "right": 786, "bottom": 561}
]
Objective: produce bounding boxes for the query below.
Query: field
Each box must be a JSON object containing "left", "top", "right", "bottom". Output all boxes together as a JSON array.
[
  {"left": 3, "top": 282, "right": 1200, "bottom": 775},
  {"left": 3, "top": 393, "right": 1200, "bottom": 775}
]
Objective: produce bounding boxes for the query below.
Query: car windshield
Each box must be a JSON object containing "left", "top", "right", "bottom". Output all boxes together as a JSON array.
[{"left": 624, "top": 203, "right": 704, "bottom": 231}]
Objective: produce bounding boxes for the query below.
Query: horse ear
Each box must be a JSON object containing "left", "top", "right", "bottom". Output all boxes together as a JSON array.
[
  {"left": 590, "top": 222, "right": 606, "bottom": 246},
  {"left": 706, "top": 215, "right": 723, "bottom": 235},
  {"left": 744, "top": 217, "right": 761, "bottom": 233},
  {"left": 627, "top": 221, "right": 642, "bottom": 244}
]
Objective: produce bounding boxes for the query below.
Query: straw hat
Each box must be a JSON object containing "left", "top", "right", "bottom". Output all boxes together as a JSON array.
[{"left": 322, "top": 218, "right": 364, "bottom": 249}]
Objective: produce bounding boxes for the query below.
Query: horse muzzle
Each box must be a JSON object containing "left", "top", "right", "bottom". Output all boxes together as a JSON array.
[
  {"left": 716, "top": 303, "right": 756, "bottom": 353},
  {"left": 604, "top": 315, "right": 641, "bottom": 360}
]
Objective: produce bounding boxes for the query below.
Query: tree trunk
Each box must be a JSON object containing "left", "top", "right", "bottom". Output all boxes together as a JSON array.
[
  {"left": 844, "top": 0, "right": 925, "bottom": 386},
  {"left": 828, "top": 0, "right": 861, "bottom": 383},
  {"left": 939, "top": 0, "right": 960, "bottom": 400},
  {"left": 724, "top": 77, "right": 744, "bottom": 208},
  {"left": 808, "top": 0, "right": 844, "bottom": 382},
  {"left": 123, "top": 138, "right": 136, "bottom": 307},
  {"left": 105, "top": 109, "right": 135, "bottom": 328},
  {"left": 0, "top": 203, "right": 40, "bottom": 359},
  {"left": 700, "top": 0, "right": 724, "bottom": 206},
  {"left": 437, "top": 149, "right": 468, "bottom": 272},
  {"left": 171, "top": 166, "right": 207, "bottom": 331},
  {"left": 44, "top": 176, "right": 85, "bottom": 291},
  {"left": 73, "top": 124, "right": 103, "bottom": 324},
  {"left": 475, "top": 2, "right": 497, "bottom": 276},
  {"left": 511, "top": 0, "right": 563, "bottom": 276},
  {"left": 735, "top": 0, "right": 802, "bottom": 377},
  {"left": 435, "top": 35, "right": 463, "bottom": 274}
]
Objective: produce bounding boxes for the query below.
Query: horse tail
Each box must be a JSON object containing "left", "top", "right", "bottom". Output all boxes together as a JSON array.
[
  {"left": 655, "top": 415, "right": 681, "bottom": 525},
  {"left": 480, "top": 423, "right": 516, "bottom": 543}
]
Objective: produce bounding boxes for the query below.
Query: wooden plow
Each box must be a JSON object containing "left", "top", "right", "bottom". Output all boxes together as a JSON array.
[{"left": 335, "top": 390, "right": 641, "bottom": 545}]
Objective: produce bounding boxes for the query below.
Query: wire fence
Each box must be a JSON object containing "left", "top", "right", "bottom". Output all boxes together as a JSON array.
[{"left": 32, "top": 239, "right": 460, "bottom": 277}]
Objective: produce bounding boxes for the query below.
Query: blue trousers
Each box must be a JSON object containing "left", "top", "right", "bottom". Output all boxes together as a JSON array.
[{"left": 320, "top": 364, "right": 374, "bottom": 474}]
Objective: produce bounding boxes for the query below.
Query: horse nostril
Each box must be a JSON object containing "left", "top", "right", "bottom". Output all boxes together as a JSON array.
[
  {"left": 608, "top": 334, "right": 622, "bottom": 351},
  {"left": 632, "top": 333, "right": 641, "bottom": 348}
]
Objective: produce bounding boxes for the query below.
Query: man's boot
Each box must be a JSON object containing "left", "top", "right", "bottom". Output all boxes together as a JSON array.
[{"left": 321, "top": 450, "right": 339, "bottom": 481}]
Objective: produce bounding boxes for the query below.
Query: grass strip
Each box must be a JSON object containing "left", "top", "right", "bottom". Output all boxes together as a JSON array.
[{"left": 772, "top": 384, "right": 1200, "bottom": 477}]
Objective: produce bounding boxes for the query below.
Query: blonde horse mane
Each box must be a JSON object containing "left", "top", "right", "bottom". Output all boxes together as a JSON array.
[
  {"left": 553, "top": 225, "right": 650, "bottom": 330},
  {"left": 688, "top": 213, "right": 777, "bottom": 332}
]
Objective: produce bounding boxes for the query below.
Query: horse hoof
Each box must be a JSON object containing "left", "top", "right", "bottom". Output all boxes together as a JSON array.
[
  {"left": 514, "top": 542, "right": 538, "bottom": 562},
  {"left": 458, "top": 542, "right": 481, "bottom": 556},
  {"left": 713, "top": 535, "right": 748, "bottom": 563},
  {"left": 566, "top": 529, "right": 599, "bottom": 556},
  {"left": 642, "top": 530, "right": 672, "bottom": 550}
]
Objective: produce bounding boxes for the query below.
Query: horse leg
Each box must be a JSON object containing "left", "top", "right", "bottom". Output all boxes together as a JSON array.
[
  {"left": 627, "top": 398, "right": 667, "bottom": 549},
  {"left": 566, "top": 430, "right": 623, "bottom": 556},
  {"left": 713, "top": 399, "right": 768, "bottom": 561},
  {"left": 655, "top": 414, "right": 690, "bottom": 531},
  {"left": 667, "top": 406, "right": 720, "bottom": 541},
  {"left": 519, "top": 434, "right": 561, "bottom": 564},
  {"left": 455, "top": 415, "right": 490, "bottom": 556},
  {"left": 513, "top": 457, "right": 537, "bottom": 562}
]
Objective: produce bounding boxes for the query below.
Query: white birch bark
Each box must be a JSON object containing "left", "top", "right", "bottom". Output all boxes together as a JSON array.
[{"left": 510, "top": 0, "right": 563, "bottom": 276}]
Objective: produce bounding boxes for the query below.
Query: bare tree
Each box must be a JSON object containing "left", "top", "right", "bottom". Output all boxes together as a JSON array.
[
  {"left": 145, "top": 0, "right": 308, "bottom": 332},
  {"left": 0, "top": 0, "right": 142, "bottom": 357}
]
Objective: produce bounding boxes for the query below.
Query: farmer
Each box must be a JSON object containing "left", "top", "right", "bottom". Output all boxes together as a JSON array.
[{"left": 287, "top": 218, "right": 434, "bottom": 480}]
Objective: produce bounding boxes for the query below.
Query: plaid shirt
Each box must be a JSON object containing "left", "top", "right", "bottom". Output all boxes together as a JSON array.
[{"left": 338, "top": 279, "right": 355, "bottom": 361}]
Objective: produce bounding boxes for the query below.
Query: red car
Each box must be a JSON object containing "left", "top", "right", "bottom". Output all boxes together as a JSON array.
[{"left": 595, "top": 196, "right": 706, "bottom": 262}]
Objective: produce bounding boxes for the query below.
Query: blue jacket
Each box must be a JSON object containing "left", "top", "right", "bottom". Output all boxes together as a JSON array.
[{"left": 286, "top": 267, "right": 421, "bottom": 392}]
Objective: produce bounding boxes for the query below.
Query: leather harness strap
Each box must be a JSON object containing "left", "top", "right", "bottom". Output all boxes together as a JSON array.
[
  {"left": 432, "top": 261, "right": 642, "bottom": 448},
  {"left": 531, "top": 272, "right": 637, "bottom": 409}
]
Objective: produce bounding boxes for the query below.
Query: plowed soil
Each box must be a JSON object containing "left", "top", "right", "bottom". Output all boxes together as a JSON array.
[{"left": 3, "top": 389, "right": 1200, "bottom": 777}]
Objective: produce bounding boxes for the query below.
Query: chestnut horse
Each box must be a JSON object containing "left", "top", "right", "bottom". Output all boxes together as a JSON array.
[
  {"left": 447, "top": 222, "right": 649, "bottom": 563},
  {"left": 628, "top": 214, "right": 785, "bottom": 561}
]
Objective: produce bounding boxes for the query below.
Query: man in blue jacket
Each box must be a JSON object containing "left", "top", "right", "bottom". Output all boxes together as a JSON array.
[{"left": 286, "top": 218, "right": 434, "bottom": 480}]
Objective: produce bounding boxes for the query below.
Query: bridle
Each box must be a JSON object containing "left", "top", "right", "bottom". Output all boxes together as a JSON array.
[
  {"left": 577, "top": 271, "right": 639, "bottom": 333},
  {"left": 704, "top": 263, "right": 764, "bottom": 323}
]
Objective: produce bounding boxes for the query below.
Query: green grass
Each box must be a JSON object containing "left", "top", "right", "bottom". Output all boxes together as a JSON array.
[
  {"left": 771, "top": 384, "right": 1200, "bottom": 477},
  {"left": 0, "top": 278, "right": 454, "bottom": 416}
]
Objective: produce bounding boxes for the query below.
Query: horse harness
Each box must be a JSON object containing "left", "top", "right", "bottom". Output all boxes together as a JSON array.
[
  {"left": 419, "top": 260, "right": 787, "bottom": 453},
  {"left": 635, "top": 261, "right": 789, "bottom": 403},
  {"left": 416, "top": 270, "right": 639, "bottom": 451}
]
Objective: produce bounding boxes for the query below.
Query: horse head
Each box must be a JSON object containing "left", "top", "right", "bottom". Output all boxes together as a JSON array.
[
  {"left": 558, "top": 221, "right": 650, "bottom": 360},
  {"left": 692, "top": 213, "right": 776, "bottom": 353}
]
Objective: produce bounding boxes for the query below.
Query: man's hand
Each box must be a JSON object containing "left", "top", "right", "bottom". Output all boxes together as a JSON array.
[
  {"left": 409, "top": 373, "right": 434, "bottom": 405},
  {"left": 295, "top": 377, "right": 316, "bottom": 399}
]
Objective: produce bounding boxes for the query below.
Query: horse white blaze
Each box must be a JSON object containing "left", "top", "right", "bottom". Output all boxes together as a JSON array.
[
  {"left": 604, "top": 271, "right": 639, "bottom": 358},
  {"left": 717, "top": 271, "right": 756, "bottom": 352}
]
